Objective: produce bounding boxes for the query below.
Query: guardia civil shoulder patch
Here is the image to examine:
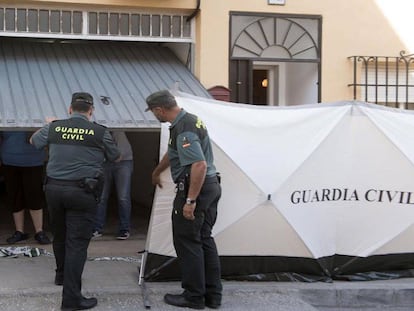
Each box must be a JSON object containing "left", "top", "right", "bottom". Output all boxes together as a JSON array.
[{"left": 182, "top": 137, "right": 191, "bottom": 148}]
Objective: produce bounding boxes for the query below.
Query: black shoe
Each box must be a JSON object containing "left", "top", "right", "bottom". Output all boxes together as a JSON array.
[
  {"left": 61, "top": 297, "right": 97, "bottom": 311},
  {"left": 164, "top": 294, "right": 205, "bottom": 309},
  {"left": 116, "top": 230, "right": 130, "bottom": 240},
  {"left": 35, "top": 231, "right": 51, "bottom": 245},
  {"left": 55, "top": 273, "right": 63, "bottom": 286},
  {"left": 6, "top": 231, "right": 29, "bottom": 244},
  {"left": 205, "top": 297, "right": 221, "bottom": 309}
]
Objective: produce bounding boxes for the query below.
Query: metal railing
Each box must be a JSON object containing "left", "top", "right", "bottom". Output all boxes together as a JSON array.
[{"left": 348, "top": 51, "right": 414, "bottom": 110}]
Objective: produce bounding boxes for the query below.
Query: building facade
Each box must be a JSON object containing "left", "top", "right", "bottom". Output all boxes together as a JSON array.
[
  {"left": 0, "top": 0, "right": 412, "bottom": 221},
  {"left": 1, "top": 0, "right": 412, "bottom": 108}
]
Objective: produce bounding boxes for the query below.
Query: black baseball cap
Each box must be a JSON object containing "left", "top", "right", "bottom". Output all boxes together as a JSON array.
[
  {"left": 71, "top": 92, "right": 94, "bottom": 105},
  {"left": 145, "top": 90, "right": 177, "bottom": 111}
]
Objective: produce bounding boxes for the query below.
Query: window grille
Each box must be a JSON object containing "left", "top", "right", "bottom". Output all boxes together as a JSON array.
[
  {"left": 0, "top": 7, "right": 192, "bottom": 40},
  {"left": 349, "top": 51, "right": 414, "bottom": 110},
  {"left": 1, "top": 7, "right": 83, "bottom": 34}
]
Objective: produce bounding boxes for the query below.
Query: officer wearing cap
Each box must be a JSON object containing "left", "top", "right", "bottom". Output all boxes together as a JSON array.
[
  {"left": 147, "top": 90, "right": 222, "bottom": 310},
  {"left": 31, "top": 92, "right": 120, "bottom": 311}
]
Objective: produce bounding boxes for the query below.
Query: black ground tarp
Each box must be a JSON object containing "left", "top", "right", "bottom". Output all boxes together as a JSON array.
[{"left": 144, "top": 253, "right": 414, "bottom": 282}]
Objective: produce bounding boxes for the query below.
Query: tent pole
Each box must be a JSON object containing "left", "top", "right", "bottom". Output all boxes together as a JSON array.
[
  {"left": 138, "top": 251, "right": 152, "bottom": 309},
  {"left": 138, "top": 250, "right": 147, "bottom": 286}
]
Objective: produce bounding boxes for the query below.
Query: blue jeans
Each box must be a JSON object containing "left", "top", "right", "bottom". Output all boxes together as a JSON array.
[{"left": 94, "top": 160, "right": 133, "bottom": 233}]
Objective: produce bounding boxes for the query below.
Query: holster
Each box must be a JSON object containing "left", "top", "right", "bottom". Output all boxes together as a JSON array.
[
  {"left": 216, "top": 172, "right": 221, "bottom": 184},
  {"left": 80, "top": 174, "right": 104, "bottom": 202},
  {"left": 176, "top": 173, "right": 190, "bottom": 198}
]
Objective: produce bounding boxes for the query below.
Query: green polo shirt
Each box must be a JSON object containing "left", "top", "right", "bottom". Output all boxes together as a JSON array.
[
  {"left": 31, "top": 113, "right": 120, "bottom": 180},
  {"left": 168, "top": 109, "right": 216, "bottom": 182}
]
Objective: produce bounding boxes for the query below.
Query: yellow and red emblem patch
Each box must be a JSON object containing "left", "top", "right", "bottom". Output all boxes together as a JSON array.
[{"left": 182, "top": 137, "right": 191, "bottom": 148}]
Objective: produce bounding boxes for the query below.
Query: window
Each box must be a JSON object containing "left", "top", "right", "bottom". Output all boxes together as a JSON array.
[
  {"left": 0, "top": 7, "right": 193, "bottom": 41},
  {"left": 349, "top": 52, "right": 414, "bottom": 109}
]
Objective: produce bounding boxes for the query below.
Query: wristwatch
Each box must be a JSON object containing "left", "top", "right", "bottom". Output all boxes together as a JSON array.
[{"left": 186, "top": 198, "right": 196, "bottom": 205}]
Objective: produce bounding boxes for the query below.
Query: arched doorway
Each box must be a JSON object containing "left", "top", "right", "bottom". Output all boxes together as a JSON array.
[{"left": 229, "top": 13, "right": 321, "bottom": 106}]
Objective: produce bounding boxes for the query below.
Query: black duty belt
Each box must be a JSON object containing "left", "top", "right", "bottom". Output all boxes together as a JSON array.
[
  {"left": 46, "top": 177, "right": 83, "bottom": 187},
  {"left": 175, "top": 173, "right": 220, "bottom": 186}
]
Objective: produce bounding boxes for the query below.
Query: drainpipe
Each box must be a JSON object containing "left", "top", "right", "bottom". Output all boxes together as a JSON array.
[
  {"left": 187, "top": 0, "right": 201, "bottom": 22},
  {"left": 185, "top": 0, "right": 200, "bottom": 73}
]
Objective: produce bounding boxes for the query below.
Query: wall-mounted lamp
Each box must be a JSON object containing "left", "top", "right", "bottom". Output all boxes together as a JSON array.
[{"left": 261, "top": 78, "right": 268, "bottom": 88}]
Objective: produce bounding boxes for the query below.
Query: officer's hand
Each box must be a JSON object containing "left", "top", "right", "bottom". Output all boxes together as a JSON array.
[
  {"left": 45, "top": 116, "right": 57, "bottom": 123},
  {"left": 183, "top": 203, "right": 195, "bottom": 220},
  {"left": 151, "top": 172, "right": 163, "bottom": 188}
]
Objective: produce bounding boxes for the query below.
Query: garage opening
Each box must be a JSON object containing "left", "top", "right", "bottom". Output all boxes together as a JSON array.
[
  {"left": 0, "top": 130, "right": 160, "bottom": 247},
  {"left": 0, "top": 38, "right": 211, "bottom": 250}
]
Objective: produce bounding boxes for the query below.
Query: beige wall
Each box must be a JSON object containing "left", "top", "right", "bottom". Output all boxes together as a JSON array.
[
  {"left": 4, "top": 0, "right": 411, "bottom": 102},
  {"left": 197, "top": 0, "right": 408, "bottom": 102},
  {"left": 4, "top": 0, "right": 195, "bottom": 10}
]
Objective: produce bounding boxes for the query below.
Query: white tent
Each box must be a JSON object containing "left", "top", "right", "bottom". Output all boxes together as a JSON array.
[{"left": 142, "top": 93, "right": 414, "bottom": 281}]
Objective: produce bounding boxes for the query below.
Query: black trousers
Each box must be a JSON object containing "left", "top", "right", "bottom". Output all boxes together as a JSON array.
[
  {"left": 44, "top": 182, "right": 96, "bottom": 306},
  {"left": 172, "top": 175, "right": 222, "bottom": 304}
]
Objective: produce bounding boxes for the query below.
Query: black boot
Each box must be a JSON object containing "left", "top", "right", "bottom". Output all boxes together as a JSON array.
[
  {"left": 164, "top": 293, "right": 205, "bottom": 309},
  {"left": 61, "top": 297, "right": 97, "bottom": 311}
]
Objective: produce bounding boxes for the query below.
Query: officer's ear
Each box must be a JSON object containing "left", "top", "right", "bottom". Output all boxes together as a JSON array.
[
  {"left": 68, "top": 106, "right": 73, "bottom": 115},
  {"left": 88, "top": 106, "right": 94, "bottom": 117}
]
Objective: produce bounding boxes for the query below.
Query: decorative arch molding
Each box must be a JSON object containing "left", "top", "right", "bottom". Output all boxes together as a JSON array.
[{"left": 230, "top": 13, "right": 321, "bottom": 61}]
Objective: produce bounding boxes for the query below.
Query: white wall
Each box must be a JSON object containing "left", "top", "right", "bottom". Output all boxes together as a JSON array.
[{"left": 285, "top": 63, "right": 319, "bottom": 106}]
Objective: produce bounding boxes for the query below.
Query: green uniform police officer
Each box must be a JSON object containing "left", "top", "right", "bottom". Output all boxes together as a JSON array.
[
  {"left": 31, "top": 92, "right": 120, "bottom": 311},
  {"left": 147, "top": 90, "right": 222, "bottom": 310}
]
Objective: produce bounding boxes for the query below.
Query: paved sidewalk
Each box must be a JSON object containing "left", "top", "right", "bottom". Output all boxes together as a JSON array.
[
  {"left": 0, "top": 254, "right": 319, "bottom": 311},
  {"left": 1, "top": 238, "right": 414, "bottom": 311}
]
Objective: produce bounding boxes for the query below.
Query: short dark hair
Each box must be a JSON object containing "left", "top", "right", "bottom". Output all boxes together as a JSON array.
[
  {"left": 71, "top": 92, "right": 94, "bottom": 112},
  {"left": 145, "top": 90, "right": 177, "bottom": 111}
]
